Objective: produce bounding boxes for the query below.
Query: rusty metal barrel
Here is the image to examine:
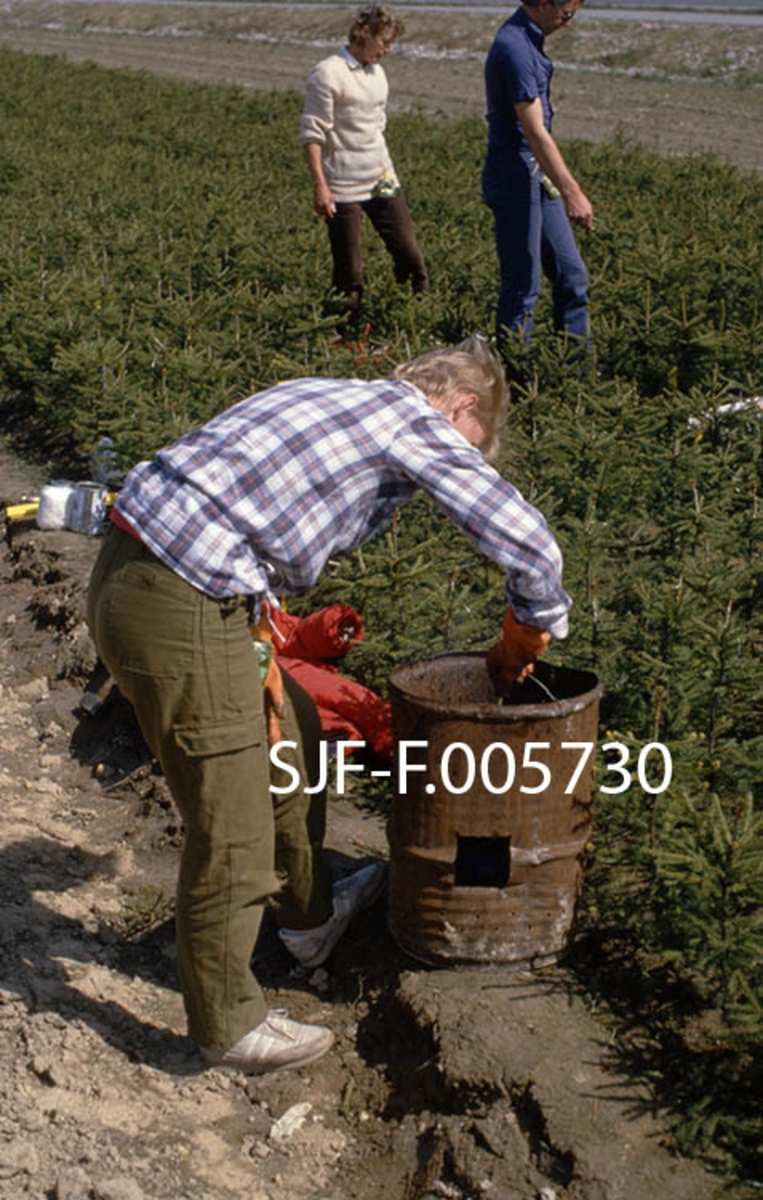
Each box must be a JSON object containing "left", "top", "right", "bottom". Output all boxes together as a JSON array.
[{"left": 387, "top": 653, "right": 602, "bottom": 966}]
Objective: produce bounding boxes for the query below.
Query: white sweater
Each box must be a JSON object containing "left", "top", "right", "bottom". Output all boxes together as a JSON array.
[{"left": 299, "top": 46, "right": 399, "bottom": 203}]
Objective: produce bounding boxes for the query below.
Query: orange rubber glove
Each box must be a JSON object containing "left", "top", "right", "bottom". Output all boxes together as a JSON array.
[
  {"left": 486, "top": 608, "right": 552, "bottom": 696},
  {"left": 251, "top": 609, "right": 285, "bottom": 746}
]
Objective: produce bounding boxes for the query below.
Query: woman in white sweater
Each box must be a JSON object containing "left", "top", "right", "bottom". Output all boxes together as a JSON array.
[{"left": 300, "top": 4, "right": 429, "bottom": 320}]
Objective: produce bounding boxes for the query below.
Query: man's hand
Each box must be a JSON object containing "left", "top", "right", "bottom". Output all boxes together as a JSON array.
[
  {"left": 515, "top": 100, "right": 594, "bottom": 232},
  {"left": 563, "top": 183, "right": 594, "bottom": 231},
  {"left": 486, "top": 608, "right": 552, "bottom": 696}
]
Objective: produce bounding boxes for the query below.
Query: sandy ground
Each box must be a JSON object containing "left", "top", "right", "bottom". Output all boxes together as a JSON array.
[{"left": 0, "top": 8, "right": 758, "bottom": 1197}]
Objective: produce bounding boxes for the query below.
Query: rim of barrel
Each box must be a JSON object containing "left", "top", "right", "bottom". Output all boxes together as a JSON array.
[{"left": 388, "top": 651, "right": 602, "bottom": 721}]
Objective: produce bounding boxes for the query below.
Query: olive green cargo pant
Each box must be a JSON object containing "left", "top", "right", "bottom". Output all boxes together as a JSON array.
[{"left": 87, "top": 526, "right": 333, "bottom": 1050}]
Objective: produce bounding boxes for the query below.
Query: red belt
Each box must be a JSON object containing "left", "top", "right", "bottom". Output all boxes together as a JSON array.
[{"left": 110, "top": 508, "right": 142, "bottom": 542}]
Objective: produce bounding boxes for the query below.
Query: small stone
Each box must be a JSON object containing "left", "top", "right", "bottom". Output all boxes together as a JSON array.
[
  {"left": 0, "top": 1138, "right": 40, "bottom": 1178},
  {"left": 26, "top": 777, "right": 63, "bottom": 796},
  {"left": 21, "top": 1110, "right": 46, "bottom": 1132},
  {"left": 30, "top": 1056, "right": 64, "bottom": 1087},
  {"left": 269, "top": 1102, "right": 313, "bottom": 1145},
  {"left": 92, "top": 1177, "right": 146, "bottom": 1200},
  {"left": 17, "top": 678, "right": 49, "bottom": 702},
  {"left": 54, "top": 1165, "right": 92, "bottom": 1199}
]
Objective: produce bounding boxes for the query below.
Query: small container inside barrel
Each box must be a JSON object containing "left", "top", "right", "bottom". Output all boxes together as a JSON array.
[{"left": 387, "top": 654, "right": 602, "bottom": 967}]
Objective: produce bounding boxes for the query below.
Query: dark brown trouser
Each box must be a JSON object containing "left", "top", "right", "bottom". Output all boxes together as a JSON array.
[
  {"left": 86, "top": 526, "right": 333, "bottom": 1050},
  {"left": 327, "top": 192, "right": 429, "bottom": 311}
]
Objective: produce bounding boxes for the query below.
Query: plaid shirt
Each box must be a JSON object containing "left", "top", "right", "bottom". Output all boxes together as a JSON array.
[{"left": 114, "top": 377, "right": 571, "bottom": 637}]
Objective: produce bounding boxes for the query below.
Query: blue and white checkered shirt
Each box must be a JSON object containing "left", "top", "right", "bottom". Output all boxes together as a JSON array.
[{"left": 114, "top": 377, "right": 571, "bottom": 637}]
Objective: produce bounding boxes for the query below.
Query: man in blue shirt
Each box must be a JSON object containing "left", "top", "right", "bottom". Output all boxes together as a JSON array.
[{"left": 483, "top": 0, "right": 593, "bottom": 346}]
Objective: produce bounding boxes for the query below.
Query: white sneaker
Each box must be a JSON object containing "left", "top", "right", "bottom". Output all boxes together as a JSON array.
[
  {"left": 200, "top": 1010, "right": 334, "bottom": 1075},
  {"left": 279, "top": 861, "right": 387, "bottom": 968}
]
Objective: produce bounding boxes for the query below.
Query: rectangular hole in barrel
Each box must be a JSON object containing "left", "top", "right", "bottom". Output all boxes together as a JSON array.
[{"left": 454, "top": 835, "right": 510, "bottom": 888}]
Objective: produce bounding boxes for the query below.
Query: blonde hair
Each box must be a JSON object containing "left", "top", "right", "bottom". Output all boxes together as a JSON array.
[
  {"left": 393, "top": 336, "right": 508, "bottom": 463},
  {"left": 349, "top": 4, "right": 405, "bottom": 45}
]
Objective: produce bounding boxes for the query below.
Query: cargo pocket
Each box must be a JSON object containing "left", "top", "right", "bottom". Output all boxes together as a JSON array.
[
  {"left": 174, "top": 714, "right": 266, "bottom": 760},
  {"left": 170, "top": 710, "right": 282, "bottom": 901}
]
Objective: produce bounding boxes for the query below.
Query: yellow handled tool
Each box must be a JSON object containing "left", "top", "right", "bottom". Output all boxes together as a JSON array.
[{"left": 4, "top": 492, "right": 119, "bottom": 523}]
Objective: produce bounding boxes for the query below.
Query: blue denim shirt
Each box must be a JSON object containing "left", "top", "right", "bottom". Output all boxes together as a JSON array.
[{"left": 484, "top": 6, "right": 554, "bottom": 158}]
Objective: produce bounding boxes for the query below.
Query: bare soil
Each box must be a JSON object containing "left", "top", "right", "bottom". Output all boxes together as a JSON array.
[
  {"left": 0, "top": 451, "right": 741, "bottom": 1200},
  {"left": 0, "top": 8, "right": 758, "bottom": 1197}
]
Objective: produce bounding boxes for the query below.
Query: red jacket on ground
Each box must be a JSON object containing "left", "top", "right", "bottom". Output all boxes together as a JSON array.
[{"left": 267, "top": 604, "right": 393, "bottom": 762}]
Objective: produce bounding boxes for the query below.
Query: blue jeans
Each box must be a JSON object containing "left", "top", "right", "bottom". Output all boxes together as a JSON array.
[{"left": 483, "top": 152, "right": 590, "bottom": 345}]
